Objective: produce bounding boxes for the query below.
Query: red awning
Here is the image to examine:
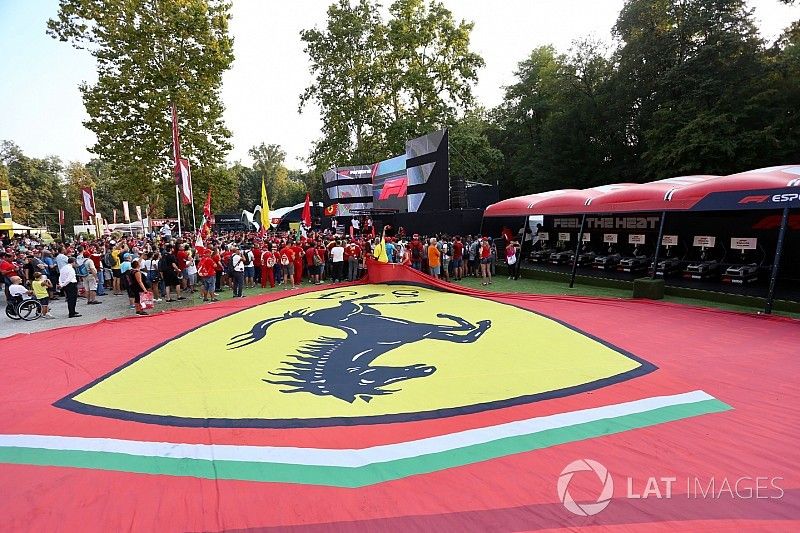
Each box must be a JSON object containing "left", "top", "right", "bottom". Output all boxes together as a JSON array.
[
  {"left": 586, "top": 176, "right": 718, "bottom": 213},
  {"left": 482, "top": 189, "right": 577, "bottom": 217},
  {"left": 666, "top": 166, "right": 800, "bottom": 210},
  {"left": 483, "top": 165, "right": 800, "bottom": 217},
  {"left": 526, "top": 183, "right": 637, "bottom": 215}
]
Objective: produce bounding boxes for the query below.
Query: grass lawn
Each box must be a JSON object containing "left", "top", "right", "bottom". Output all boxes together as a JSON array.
[{"left": 168, "top": 273, "right": 799, "bottom": 319}]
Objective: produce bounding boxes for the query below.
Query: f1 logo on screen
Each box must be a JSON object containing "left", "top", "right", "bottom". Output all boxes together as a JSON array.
[{"left": 379, "top": 177, "right": 408, "bottom": 200}]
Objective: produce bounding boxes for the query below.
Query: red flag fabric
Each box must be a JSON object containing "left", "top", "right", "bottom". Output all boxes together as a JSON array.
[
  {"left": 171, "top": 103, "right": 182, "bottom": 186},
  {"left": 58, "top": 210, "right": 64, "bottom": 226},
  {"left": 178, "top": 158, "right": 193, "bottom": 205},
  {"left": 203, "top": 190, "right": 212, "bottom": 221},
  {"left": 301, "top": 193, "right": 312, "bottom": 228},
  {"left": 80, "top": 187, "right": 96, "bottom": 222}
]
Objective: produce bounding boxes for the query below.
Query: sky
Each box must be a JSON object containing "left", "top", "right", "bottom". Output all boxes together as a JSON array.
[{"left": 1, "top": 0, "right": 798, "bottom": 170}]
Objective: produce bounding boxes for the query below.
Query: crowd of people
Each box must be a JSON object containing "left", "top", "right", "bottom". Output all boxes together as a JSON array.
[{"left": 1, "top": 225, "right": 523, "bottom": 322}]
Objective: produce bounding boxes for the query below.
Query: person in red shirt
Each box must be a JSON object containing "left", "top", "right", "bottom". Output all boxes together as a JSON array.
[
  {"left": 175, "top": 246, "right": 192, "bottom": 292},
  {"left": 452, "top": 236, "right": 464, "bottom": 281},
  {"left": 260, "top": 246, "right": 276, "bottom": 288},
  {"left": 305, "top": 242, "right": 320, "bottom": 285},
  {"left": 279, "top": 244, "right": 296, "bottom": 289},
  {"left": 291, "top": 241, "right": 304, "bottom": 284},
  {"left": 197, "top": 250, "right": 218, "bottom": 302},
  {"left": 408, "top": 235, "right": 424, "bottom": 271},
  {"left": 480, "top": 237, "right": 492, "bottom": 286},
  {"left": 346, "top": 240, "right": 362, "bottom": 281},
  {"left": 1, "top": 252, "right": 19, "bottom": 299},
  {"left": 221, "top": 247, "right": 233, "bottom": 291}
]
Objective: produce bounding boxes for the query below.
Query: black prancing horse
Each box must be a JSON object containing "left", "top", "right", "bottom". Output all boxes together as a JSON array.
[{"left": 227, "top": 291, "right": 491, "bottom": 403}]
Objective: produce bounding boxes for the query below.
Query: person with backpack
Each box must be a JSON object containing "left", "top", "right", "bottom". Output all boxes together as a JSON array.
[
  {"left": 80, "top": 250, "right": 101, "bottom": 305},
  {"left": 242, "top": 246, "right": 255, "bottom": 288},
  {"left": 260, "top": 245, "right": 276, "bottom": 289}
]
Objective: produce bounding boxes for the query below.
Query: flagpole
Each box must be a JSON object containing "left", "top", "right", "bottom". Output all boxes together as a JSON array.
[{"left": 175, "top": 184, "right": 183, "bottom": 236}]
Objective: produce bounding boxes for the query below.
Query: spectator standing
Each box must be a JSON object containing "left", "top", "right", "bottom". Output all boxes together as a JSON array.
[
  {"left": 452, "top": 236, "right": 464, "bottom": 281},
  {"left": 330, "top": 240, "right": 345, "bottom": 282},
  {"left": 260, "top": 246, "right": 276, "bottom": 288},
  {"left": 346, "top": 240, "right": 361, "bottom": 281},
  {"left": 230, "top": 246, "right": 245, "bottom": 297},
  {"left": 197, "top": 250, "right": 218, "bottom": 302},
  {"left": 480, "top": 238, "right": 492, "bottom": 286},
  {"left": 58, "top": 257, "right": 81, "bottom": 318},
  {"left": 427, "top": 238, "right": 441, "bottom": 278},
  {"left": 32, "top": 272, "right": 54, "bottom": 318}
]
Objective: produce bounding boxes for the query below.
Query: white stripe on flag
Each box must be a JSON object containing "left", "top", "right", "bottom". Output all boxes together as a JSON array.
[{"left": 0, "top": 391, "right": 715, "bottom": 468}]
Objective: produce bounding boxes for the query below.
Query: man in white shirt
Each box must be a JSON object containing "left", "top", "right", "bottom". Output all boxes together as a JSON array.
[
  {"left": 58, "top": 257, "right": 81, "bottom": 318},
  {"left": 230, "top": 247, "right": 245, "bottom": 298},
  {"left": 7, "top": 276, "right": 31, "bottom": 300},
  {"left": 330, "top": 240, "right": 345, "bottom": 282}
]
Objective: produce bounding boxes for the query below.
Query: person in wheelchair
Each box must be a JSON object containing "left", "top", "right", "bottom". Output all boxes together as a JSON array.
[
  {"left": 6, "top": 275, "right": 43, "bottom": 321},
  {"left": 7, "top": 276, "right": 31, "bottom": 303}
]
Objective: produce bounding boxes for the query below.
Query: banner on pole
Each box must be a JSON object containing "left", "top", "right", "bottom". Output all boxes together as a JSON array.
[
  {"left": 80, "top": 188, "right": 96, "bottom": 222},
  {"left": 179, "top": 158, "right": 193, "bottom": 205},
  {"left": 1, "top": 189, "right": 12, "bottom": 224},
  {"left": 123, "top": 201, "right": 130, "bottom": 222},
  {"left": 58, "top": 209, "right": 65, "bottom": 226},
  {"left": 135, "top": 205, "right": 143, "bottom": 221}
]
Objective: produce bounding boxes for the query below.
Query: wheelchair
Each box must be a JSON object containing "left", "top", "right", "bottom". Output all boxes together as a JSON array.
[{"left": 5, "top": 295, "right": 43, "bottom": 321}]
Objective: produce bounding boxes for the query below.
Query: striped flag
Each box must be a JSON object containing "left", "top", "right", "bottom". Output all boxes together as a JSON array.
[
  {"left": 80, "top": 187, "right": 96, "bottom": 221},
  {"left": 178, "top": 158, "right": 193, "bottom": 205}
]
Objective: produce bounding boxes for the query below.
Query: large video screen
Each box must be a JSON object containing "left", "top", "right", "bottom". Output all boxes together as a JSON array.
[
  {"left": 372, "top": 155, "right": 408, "bottom": 213},
  {"left": 322, "top": 129, "right": 449, "bottom": 216}
]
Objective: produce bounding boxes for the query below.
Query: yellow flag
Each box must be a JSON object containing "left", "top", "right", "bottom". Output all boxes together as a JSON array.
[{"left": 260, "top": 178, "right": 270, "bottom": 230}]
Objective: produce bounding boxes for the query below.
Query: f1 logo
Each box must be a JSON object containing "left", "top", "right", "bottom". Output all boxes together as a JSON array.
[
  {"left": 738, "top": 195, "right": 769, "bottom": 204},
  {"left": 379, "top": 177, "right": 408, "bottom": 200}
]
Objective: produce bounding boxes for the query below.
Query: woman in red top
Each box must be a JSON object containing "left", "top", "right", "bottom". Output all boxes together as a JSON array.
[
  {"left": 480, "top": 238, "right": 492, "bottom": 286},
  {"left": 260, "top": 247, "right": 275, "bottom": 288}
]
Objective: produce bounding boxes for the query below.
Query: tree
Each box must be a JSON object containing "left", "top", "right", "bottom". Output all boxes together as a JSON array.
[
  {"left": 0, "top": 141, "right": 63, "bottom": 226},
  {"left": 300, "top": 0, "right": 387, "bottom": 170},
  {"left": 383, "top": 0, "right": 484, "bottom": 154},
  {"left": 47, "top": 0, "right": 234, "bottom": 213},
  {"left": 448, "top": 110, "right": 503, "bottom": 184},
  {"left": 613, "top": 0, "right": 775, "bottom": 178},
  {"left": 300, "top": 0, "right": 484, "bottom": 173}
]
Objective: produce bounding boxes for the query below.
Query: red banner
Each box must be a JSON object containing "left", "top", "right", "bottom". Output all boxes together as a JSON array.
[
  {"left": 57, "top": 209, "right": 64, "bottom": 226},
  {"left": 80, "top": 187, "right": 95, "bottom": 222}
]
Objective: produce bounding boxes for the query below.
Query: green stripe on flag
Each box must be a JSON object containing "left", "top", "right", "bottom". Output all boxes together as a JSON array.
[{"left": 0, "top": 398, "right": 730, "bottom": 487}]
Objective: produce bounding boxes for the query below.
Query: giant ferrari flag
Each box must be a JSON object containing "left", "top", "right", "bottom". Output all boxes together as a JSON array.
[{"left": 0, "top": 262, "right": 798, "bottom": 531}]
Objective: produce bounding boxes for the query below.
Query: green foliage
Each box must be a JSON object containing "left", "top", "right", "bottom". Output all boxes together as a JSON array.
[
  {"left": 300, "top": 0, "right": 483, "bottom": 175},
  {"left": 491, "top": 0, "right": 800, "bottom": 197},
  {"left": 47, "top": 0, "right": 234, "bottom": 213},
  {"left": 448, "top": 110, "right": 503, "bottom": 184},
  {"left": 0, "top": 141, "right": 63, "bottom": 226}
]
